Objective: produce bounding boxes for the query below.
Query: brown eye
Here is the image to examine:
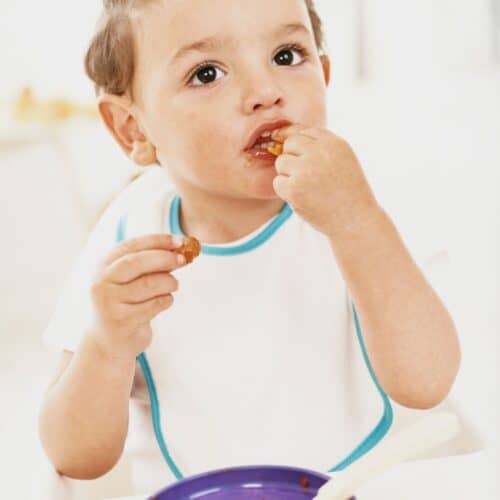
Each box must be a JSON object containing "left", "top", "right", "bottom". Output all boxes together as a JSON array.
[
  {"left": 274, "top": 47, "right": 305, "bottom": 66},
  {"left": 190, "top": 65, "right": 224, "bottom": 86}
]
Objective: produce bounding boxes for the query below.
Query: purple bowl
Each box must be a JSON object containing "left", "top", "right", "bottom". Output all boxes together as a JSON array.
[{"left": 148, "top": 465, "right": 338, "bottom": 499}]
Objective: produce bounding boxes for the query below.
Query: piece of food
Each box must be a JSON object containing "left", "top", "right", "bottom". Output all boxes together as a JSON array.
[
  {"left": 174, "top": 236, "right": 201, "bottom": 264},
  {"left": 267, "top": 142, "right": 283, "bottom": 156},
  {"left": 299, "top": 477, "right": 310, "bottom": 489}
]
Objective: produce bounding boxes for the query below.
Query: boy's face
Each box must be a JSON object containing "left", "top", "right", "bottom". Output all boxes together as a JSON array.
[{"left": 128, "top": 0, "right": 329, "bottom": 200}]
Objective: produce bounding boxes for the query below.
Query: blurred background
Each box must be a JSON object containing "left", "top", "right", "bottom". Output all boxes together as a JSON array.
[{"left": 1, "top": 0, "right": 499, "bottom": 498}]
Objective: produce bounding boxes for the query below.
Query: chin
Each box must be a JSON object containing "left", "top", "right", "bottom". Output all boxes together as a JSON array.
[{"left": 249, "top": 172, "right": 282, "bottom": 199}]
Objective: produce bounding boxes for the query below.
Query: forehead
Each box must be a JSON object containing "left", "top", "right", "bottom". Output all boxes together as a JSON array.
[{"left": 132, "top": 0, "right": 312, "bottom": 65}]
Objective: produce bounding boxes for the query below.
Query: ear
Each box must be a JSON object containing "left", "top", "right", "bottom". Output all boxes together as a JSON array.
[
  {"left": 97, "top": 93, "right": 157, "bottom": 166},
  {"left": 319, "top": 54, "right": 331, "bottom": 87}
]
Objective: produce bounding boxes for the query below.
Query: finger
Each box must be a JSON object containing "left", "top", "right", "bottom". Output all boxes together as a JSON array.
[
  {"left": 281, "top": 135, "right": 315, "bottom": 157},
  {"left": 271, "top": 124, "right": 320, "bottom": 143},
  {"left": 272, "top": 174, "right": 293, "bottom": 201},
  {"left": 118, "top": 272, "right": 179, "bottom": 304},
  {"left": 274, "top": 154, "right": 301, "bottom": 177},
  {"left": 104, "top": 233, "right": 184, "bottom": 267},
  {"left": 125, "top": 293, "right": 175, "bottom": 323},
  {"left": 103, "top": 249, "right": 183, "bottom": 284}
]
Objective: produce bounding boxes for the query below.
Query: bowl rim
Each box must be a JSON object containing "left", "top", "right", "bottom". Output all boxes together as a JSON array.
[{"left": 149, "top": 464, "right": 332, "bottom": 498}]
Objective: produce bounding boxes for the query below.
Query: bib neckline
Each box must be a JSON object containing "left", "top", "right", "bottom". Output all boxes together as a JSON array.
[{"left": 168, "top": 195, "right": 293, "bottom": 256}]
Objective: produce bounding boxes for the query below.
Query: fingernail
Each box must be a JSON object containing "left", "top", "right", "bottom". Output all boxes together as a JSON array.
[
  {"left": 177, "top": 254, "right": 186, "bottom": 265},
  {"left": 172, "top": 235, "right": 184, "bottom": 248}
]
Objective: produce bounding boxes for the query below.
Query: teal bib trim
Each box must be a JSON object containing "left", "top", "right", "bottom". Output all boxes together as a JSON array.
[
  {"left": 169, "top": 195, "right": 293, "bottom": 256},
  {"left": 328, "top": 304, "right": 393, "bottom": 472},
  {"left": 116, "top": 215, "right": 184, "bottom": 480},
  {"left": 137, "top": 353, "right": 184, "bottom": 480},
  {"left": 116, "top": 206, "right": 393, "bottom": 480}
]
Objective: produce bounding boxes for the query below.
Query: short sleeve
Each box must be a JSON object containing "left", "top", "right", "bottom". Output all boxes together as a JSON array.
[
  {"left": 41, "top": 166, "right": 172, "bottom": 352},
  {"left": 41, "top": 198, "right": 124, "bottom": 352}
]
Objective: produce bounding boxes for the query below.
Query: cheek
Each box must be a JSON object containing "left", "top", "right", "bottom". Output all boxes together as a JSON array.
[
  {"left": 171, "top": 119, "right": 233, "bottom": 182},
  {"left": 294, "top": 77, "right": 328, "bottom": 127},
  {"left": 186, "top": 111, "right": 235, "bottom": 163},
  {"left": 192, "top": 129, "right": 223, "bottom": 157},
  {"left": 306, "top": 92, "right": 328, "bottom": 127},
  {"left": 179, "top": 106, "right": 226, "bottom": 152}
]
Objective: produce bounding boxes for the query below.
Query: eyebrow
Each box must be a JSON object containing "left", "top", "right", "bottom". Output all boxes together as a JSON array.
[{"left": 170, "top": 22, "right": 311, "bottom": 65}]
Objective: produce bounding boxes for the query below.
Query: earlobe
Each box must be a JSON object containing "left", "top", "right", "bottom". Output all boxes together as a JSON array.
[{"left": 131, "top": 140, "right": 158, "bottom": 166}]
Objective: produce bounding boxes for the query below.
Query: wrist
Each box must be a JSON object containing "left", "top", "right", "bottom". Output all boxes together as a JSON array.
[{"left": 83, "top": 327, "right": 138, "bottom": 368}]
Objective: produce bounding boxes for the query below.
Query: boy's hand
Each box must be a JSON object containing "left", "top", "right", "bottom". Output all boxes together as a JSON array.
[
  {"left": 271, "top": 124, "right": 380, "bottom": 237},
  {"left": 88, "top": 234, "right": 189, "bottom": 361}
]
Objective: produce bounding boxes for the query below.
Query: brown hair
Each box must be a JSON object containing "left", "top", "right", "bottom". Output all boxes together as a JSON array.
[{"left": 84, "top": 0, "right": 327, "bottom": 98}]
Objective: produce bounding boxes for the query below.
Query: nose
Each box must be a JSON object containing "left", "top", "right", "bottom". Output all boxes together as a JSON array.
[{"left": 241, "top": 69, "right": 284, "bottom": 114}]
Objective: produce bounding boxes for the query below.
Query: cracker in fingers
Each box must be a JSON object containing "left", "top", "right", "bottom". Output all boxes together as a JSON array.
[
  {"left": 267, "top": 141, "right": 284, "bottom": 156},
  {"left": 174, "top": 236, "right": 201, "bottom": 264}
]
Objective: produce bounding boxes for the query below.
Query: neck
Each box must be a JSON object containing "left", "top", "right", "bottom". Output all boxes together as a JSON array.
[{"left": 175, "top": 190, "right": 285, "bottom": 245}]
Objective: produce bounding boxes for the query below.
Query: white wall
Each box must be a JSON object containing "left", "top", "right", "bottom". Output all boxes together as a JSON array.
[
  {"left": 1, "top": 1, "right": 101, "bottom": 102},
  {"left": 2, "top": 0, "right": 496, "bottom": 101}
]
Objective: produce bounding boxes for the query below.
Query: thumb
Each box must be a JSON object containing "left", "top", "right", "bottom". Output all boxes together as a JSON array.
[{"left": 272, "top": 175, "right": 291, "bottom": 201}]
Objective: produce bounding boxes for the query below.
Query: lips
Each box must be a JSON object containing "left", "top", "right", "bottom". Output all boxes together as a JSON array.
[{"left": 244, "top": 119, "right": 292, "bottom": 151}]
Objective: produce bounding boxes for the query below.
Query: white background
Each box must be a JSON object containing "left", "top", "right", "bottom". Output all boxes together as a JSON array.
[{"left": 1, "top": 1, "right": 499, "bottom": 498}]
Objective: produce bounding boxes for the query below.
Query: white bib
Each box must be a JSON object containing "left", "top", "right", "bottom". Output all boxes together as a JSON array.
[{"left": 120, "top": 188, "right": 393, "bottom": 490}]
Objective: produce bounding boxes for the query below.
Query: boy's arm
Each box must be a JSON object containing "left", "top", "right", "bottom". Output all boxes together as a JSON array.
[
  {"left": 38, "top": 329, "right": 136, "bottom": 480},
  {"left": 267, "top": 124, "right": 459, "bottom": 408},
  {"left": 39, "top": 232, "right": 186, "bottom": 479},
  {"left": 328, "top": 206, "right": 461, "bottom": 409}
]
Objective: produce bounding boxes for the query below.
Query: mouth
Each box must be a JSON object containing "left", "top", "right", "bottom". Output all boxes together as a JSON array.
[
  {"left": 243, "top": 119, "right": 291, "bottom": 153},
  {"left": 244, "top": 139, "right": 282, "bottom": 162}
]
